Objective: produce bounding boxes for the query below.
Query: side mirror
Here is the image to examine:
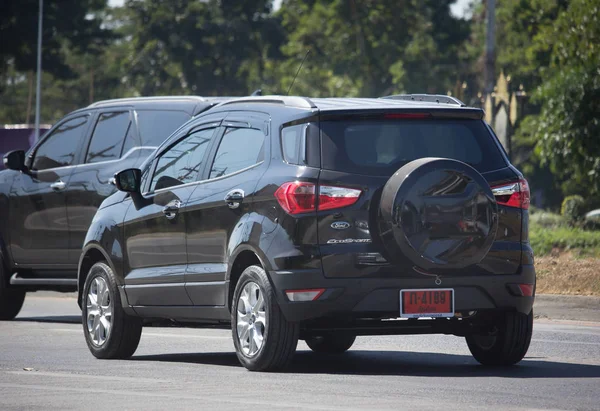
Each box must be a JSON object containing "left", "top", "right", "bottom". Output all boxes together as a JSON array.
[
  {"left": 114, "top": 168, "right": 141, "bottom": 193},
  {"left": 3, "top": 150, "right": 26, "bottom": 171}
]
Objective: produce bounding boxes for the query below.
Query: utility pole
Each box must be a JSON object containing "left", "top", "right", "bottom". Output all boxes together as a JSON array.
[
  {"left": 34, "top": 0, "right": 43, "bottom": 142},
  {"left": 485, "top": 0, "right": 496, "bottom": 95}
]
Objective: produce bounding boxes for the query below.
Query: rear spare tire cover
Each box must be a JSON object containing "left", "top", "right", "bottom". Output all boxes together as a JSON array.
[{"left": 379, "top": 157, "right": 498, "bottom": 270}]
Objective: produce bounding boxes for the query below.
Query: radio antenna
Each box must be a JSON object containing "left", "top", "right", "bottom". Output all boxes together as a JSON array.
[{"left": 286, "top": 50, "right": 310, "bottom": 96}]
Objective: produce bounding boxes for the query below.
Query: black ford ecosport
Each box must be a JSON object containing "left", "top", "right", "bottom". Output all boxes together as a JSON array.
[{"left": 78, "top": 95, "right": 535, "bottom": 371}]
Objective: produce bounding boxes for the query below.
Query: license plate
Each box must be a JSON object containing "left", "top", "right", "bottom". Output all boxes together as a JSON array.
[{"left": 400, "top": 288, "right": 454, "bottom": 318}]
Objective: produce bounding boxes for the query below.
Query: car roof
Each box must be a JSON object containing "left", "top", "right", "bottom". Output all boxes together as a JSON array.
[
  {"left": 87, "top": 96, "right": 226, "bottom": 109},
  {"left": 62, "top": 96, "right": 234, "bottom": 118},
  {"left": 215, "top": 95, "right": 483, "bottom": 117}
]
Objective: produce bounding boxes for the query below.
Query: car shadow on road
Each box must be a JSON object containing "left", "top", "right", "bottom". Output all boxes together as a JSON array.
[
  {"left": 131, "top": 349, "right": 600, "bottom": 378},
  {"left": 14, "top": 315, "right": 81, "bottom": 324}
]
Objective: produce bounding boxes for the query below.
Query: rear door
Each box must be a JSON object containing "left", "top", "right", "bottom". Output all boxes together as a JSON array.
[
  {"left": 66, "top": 109, "right": 134, "bottom": 264},
  {"left": 184, "top": 113, "right": 269, "bottom": 306},
  {"left": 315, "top": 112, "right": 522, "bottom": 279},
  {"left": 9, "top": 114, "right": 91, "bottom": 267},
  {"left": 122, "top": 125, "right": 219, "bottom": 306}
]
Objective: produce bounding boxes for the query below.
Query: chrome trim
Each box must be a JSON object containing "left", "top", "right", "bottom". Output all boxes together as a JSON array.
[{"left": 491, "top": 183, "right": 519, "bottom": 196}]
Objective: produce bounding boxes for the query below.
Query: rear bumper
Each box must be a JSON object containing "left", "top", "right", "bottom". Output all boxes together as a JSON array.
[{"left": 269, "top": 264, "right": 536, "bottom": 322}]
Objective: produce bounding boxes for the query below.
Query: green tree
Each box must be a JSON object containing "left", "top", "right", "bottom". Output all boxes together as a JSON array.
[
  {"left": 274, "top": 0, "right": 471, "bottom": 97},
  {"left": 527, "top": 0, "right": 600, "bottom": 200}
]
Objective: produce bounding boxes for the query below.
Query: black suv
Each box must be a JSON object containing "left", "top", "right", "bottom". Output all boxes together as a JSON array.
[
  {"left": 77, "top": 95, "right": 535, "bottom": 371},
  {"left": 0, "top": 96, "right": 228, "bottom": 319}
]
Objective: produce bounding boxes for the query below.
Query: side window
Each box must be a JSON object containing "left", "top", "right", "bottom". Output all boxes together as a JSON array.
[
  {"left": 136, "top": 110, "right": 192, "bottom": 147},
  {"left": 281, "top": 124, "right": 306, "bottom": 164},
  {"left": 209, "top": 128, "right": 265, "bottom": 179},
  {"left": 86, "top": 111, "right": 131, "bottom": 163},
  {"left": 150, "top": 128, "right": 216, "bottom": 192},
  {"left": 32, "top": 116, "right": 89, "bottom": 170}
]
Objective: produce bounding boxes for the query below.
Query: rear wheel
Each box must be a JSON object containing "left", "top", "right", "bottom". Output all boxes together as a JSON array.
[
  {"left": 305, "top": 333, "right": 356, "bottom": 354},
  {"left": 466, "top": 310, "right": 533, "bottom": 366},
  {"left": 232, "top": 265, "right": 299, "bottom": 371},
  {"left": 0, "top": 260, "right": 25, "bottom": 320},
  {"left": 82, "top": 262, "right": 142, "bottom": 359}
]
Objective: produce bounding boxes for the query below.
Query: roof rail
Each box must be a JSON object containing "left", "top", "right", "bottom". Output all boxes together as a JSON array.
[
  {"left": 218, "top": 95, "right": 316, "bottom": 109},
  {"left": 87, "top": 96, "right": 208, "bottom": 108},
  {"left": 381, "top": 94, "right": 466, "bottom": 107}
]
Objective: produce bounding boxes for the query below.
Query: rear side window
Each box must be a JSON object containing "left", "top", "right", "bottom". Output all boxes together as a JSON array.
[
  {"left": 281, "top": 124, "right": 305, "bottom": 164},
  {"left": 86, "top": 111, "right": 131, "bottom": 163},
  {"left": 320, "top": 118, "right": 506, "bottom": 175},
  {"left": 136, "top": 110, "right": 191, "bottom": 147}
]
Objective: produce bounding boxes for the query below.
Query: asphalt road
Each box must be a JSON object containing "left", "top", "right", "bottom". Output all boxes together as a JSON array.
[{"left": 1, "top": 294, "right": 600, "bottom": 410}]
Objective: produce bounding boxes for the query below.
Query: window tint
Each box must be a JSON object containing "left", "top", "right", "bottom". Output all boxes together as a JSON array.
[
  {"left": 150, "top": 128, "right": 216, "bottom": 191},
  {"left": 281, "top": 124, "right": 305, "bottom": 164},
  {"left": 320, "top": 119, "right": 506, "bottom": 175},
  {"left": 209, "top": 128, "right": 264, "bottom": 179},
  {"left": 86, "top": 112, "right": 131, "bottom": 163},
  {"left": 136, "top": 110, "right": 191, "bottom": 147},
  {"left": 32, "top": 116, "right": 89, "bottom": 170}
]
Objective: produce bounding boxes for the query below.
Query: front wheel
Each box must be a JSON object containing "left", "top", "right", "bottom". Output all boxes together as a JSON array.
[
  {"left": 231, "top": 265, "right": 299, "bottom": 371},
  {"left": 466, "top": 310, "right": 533, "bottom": 366},
  {"left": 82, "top": 262, "right": 142, "bottom": 359},
  {"left": 306, "top": 333, "right": 356, "bottom": 354}
]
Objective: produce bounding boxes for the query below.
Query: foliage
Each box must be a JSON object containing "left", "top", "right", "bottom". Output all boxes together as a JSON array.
[
  {"left": 500, "top": 0, "right": 600, "bottom": 207},
  {"left": 530, "top": 222, "right": 600, "bottom": 256},
  {"left": 529, "top": 210, "right": 567, "bottom": 229},
  {"left": 275, "top": 0, "right": 471, "bottom": 97},
  {"left": 0, "top": 0, "right": 112, "bottom": 81},
  {"left": 561, "top": 195, "right": 587, "bottom": 224}
]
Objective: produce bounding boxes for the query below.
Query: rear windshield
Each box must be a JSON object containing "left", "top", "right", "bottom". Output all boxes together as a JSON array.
[
  {"left": 136, "top": 110, "right": 191, "bottom": 147},
  {"left": 320, "top": 118, "right": 506, "bottom": 175}
]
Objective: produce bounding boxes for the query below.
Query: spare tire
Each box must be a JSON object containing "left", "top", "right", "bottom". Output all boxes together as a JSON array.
[{"left": 378, "top": 158, "right": 498, "bottom": 271}]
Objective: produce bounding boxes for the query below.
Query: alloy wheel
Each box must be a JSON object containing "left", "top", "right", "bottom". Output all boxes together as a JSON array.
[
  {"left": 86, "top": 276, "right": 112, "bottom": 346},
  {"left": 236, "top": 281, "right": 267, "bottom": 356}
]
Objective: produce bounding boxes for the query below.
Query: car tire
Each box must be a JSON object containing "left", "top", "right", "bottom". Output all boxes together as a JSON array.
[
  {"left": 82, "top": 261, "right": 142, "bottom": 359},
  {"left": 466, "top": 310, "right": 533, "bottom": 366},
  {"left": 231, "top": 265, "right": 299, "bottom": 371},
  {"left": 305, "top": 333, "right": 356, "bottom": 354},
  {"left": 0, "top": 259, "right": 25, "bottom": 320}
]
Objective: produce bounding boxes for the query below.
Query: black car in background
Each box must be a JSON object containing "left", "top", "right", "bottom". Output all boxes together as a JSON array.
[
  {"left": 0, "top": 96, "right": 228, "bottom": 319},
  {"left": 77, "top": 95, "right": 535, "bottom": 371}
]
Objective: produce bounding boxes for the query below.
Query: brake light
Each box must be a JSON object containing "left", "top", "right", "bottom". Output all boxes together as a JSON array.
[
  {"left": 383, "top": 113, "right": 431, "bottom": 119},
  {"left": 274, "top": 182, "right": 361, "bottom": 214},
  {"left": 491, "top": 178, "right": 530, "bottom": 209}
]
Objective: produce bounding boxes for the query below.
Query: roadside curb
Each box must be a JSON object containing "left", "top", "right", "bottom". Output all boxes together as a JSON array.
[{"left": 534, "top": 294, "right": 600, "bottom": 323}]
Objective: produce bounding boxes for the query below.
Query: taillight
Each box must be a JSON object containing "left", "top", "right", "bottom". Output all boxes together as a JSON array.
[
  {"left": 274, "top": 182, "right": 361, "bottom": 214},
  {"left": 491, "top": 178, "right": 530, "bottom": 209}
]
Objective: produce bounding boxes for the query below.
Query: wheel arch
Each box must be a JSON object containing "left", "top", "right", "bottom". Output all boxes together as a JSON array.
[
  {"left": 226, "top": 245, "right": 271, "bottom": 312},
  {"left": 77, "top": 244, "right": 116, "bottom": 308}
]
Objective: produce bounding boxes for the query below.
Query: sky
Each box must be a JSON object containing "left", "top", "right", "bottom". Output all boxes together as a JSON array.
[{"left": 107, "top": 0, "right": 473, "bottom": 18}]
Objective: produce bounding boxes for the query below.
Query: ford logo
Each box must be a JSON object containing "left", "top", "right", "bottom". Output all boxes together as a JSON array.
[{"left": 331, "top": 221, "right": 351, "bottom": 230}]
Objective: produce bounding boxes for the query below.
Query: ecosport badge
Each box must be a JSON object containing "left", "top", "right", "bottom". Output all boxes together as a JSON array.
[
  {"left": 327, "top": 238, "right": 372, "bottom": 244},
  {"left": 330, "top": 221, "right": 351, "bottom": 230}
]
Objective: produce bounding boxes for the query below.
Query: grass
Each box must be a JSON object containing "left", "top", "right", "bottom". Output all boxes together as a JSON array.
[{"left": 529, "top": 224, "right": 600, "bottom": 256}]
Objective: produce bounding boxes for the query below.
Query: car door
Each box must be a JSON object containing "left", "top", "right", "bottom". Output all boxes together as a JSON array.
[
  {"left": 122, "top": 124, "right": 220, "bottom": 306},
  {"left": 185, "top": 113, "right": 269, "bottom": 306},
  {"left": 66, "top": 109, "right": 141, "bottom": 265},
  {"left": 8, "top": 114, "right": 92, "bottom": 267}
]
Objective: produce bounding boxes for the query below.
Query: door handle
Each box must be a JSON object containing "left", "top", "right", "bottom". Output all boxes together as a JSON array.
[
  {"left": 162, "top": 200, "right": 181, "bottom": 220},
  {"left": 225, "top": 189, "right": 244, "bottom": 209},
  {"left": 50, "top": 180, "right": 66, "bottom": 191}
]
